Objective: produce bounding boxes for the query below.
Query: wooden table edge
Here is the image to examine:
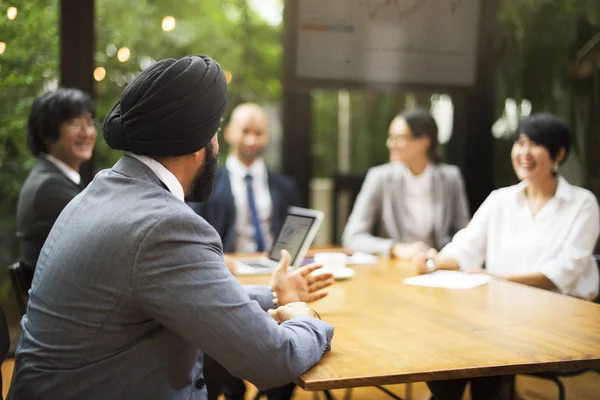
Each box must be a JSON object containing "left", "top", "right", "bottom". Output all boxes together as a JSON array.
[{"left": 296, "top": 358, "right": 600, "bottom": 391}]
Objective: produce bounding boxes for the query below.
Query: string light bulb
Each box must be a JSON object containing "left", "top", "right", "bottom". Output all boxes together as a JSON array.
[
  {"left": 117, "top": 47, "right": 130, "bottom": 62},
  {"left": 7, "top": 7, "right": 17, "bottom": 20},
  {"left": 162, "top": 16, "right": 176, "bottom": 32},
  {"left": 94, "top": 67, "right": 106, "bottom": 81}
]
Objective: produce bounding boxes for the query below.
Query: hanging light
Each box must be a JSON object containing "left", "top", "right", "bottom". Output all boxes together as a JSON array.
[
  {"left": 7, "top": 7, "right": 17, "bottom": 20},
  {"left": 94, "top": 67, "right": 106, "bottom": 82},
  {"left": 162, "top": 16, "right": 176, "bottom": 32},
  {"left": 117, "top": 47, "right": 130, "bottom": 62}
]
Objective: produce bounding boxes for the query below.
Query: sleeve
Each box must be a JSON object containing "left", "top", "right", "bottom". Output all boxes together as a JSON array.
[
  {"left": 132, "top": 212, "right": 334, "bottom": 390},
  {"left": 342, "top": 168, "right": 394, "bottom": 255},
  {"left": 244, "top": 285, "right": 275, "bottom": 311},
  {"left": 439, "top": 191, "right": 496, "bottom": 271},
  {"left": 537, "top": 194, "right": 600, "bottom": 297}
]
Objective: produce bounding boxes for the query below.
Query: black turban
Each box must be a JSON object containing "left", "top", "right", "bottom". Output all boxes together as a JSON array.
[{"left": 103, "top": 55, "right": 228, "bottom": 156}]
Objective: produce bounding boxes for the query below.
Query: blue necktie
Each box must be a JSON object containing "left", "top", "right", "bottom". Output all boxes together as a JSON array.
[{"left": 244, "top": 174, "right": 265, "bottom": 252}]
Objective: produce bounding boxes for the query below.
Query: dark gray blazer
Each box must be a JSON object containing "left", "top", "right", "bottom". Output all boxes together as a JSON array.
[
  {"left": 342, "top": 163, "right": 470, "bottom": 254},
  {"left": 9, "top": 155, "right": 333, "bottom": 400},
  {"left": 16, "top": 156, "right": 82, "bottom": 272},
  {"left": 188, "top": 167, "right": 300, "bottom": 253}
]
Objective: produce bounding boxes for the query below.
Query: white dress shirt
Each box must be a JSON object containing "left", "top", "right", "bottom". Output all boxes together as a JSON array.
[
  {"left": 226, "top": 155, "right": 273, "bottom": 253},
  {"left": 440, "top": 176, "right": 600, "bottom": 300},
  {"left": 128, "top": 153, "right": 185, "bottom": 202},
  {"left": 401, "top": 163, "right": 435, "bottom": 246},
  {"left": 43, "top": 154, "right": 81, "bottom": 185}
]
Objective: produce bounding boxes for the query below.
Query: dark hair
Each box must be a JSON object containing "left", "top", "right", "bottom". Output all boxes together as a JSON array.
[
  {"left": 398, "top": 108, "right": 441, "bottom": 163},
  {"left": 515, "top": 112, "right": 572, "bottom": 164},
  {"left": 27, "top": 88, "right": 95, "bottom": 156}
]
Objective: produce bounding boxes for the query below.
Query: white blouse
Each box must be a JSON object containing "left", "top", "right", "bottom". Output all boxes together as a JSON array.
[
  {"left": 402, "top": 164, "right": 435, "bottom": 245},
  {"left": 440, "top": 176, "right": 599, "bottom": 300}
]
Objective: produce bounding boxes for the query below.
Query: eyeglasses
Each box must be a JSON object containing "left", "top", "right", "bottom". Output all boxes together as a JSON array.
[
  {"left": 64, "top": 117, "right": 97, "bottom": 132},
  {"left": 387, "top": 134, "right": 413, "bottom": 145}
]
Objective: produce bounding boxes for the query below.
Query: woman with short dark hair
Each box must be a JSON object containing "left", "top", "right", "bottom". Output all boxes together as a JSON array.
[
  {"left": 343, "top": 108, "right": 470, "bottom": 259},
  {"left": 418, "top": 112, "right": 599, "bottom": 400},
  {"left": 16, "top": 88, "right": 97, "bottom": 283}
]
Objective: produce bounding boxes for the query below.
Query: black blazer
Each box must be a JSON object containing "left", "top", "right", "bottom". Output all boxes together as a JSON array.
[
  {"left": 189, "top": 166, "right": 301, "bottom": 253},
  {"left": 16, "top": 157, "right": 82, "bottom": 273}
]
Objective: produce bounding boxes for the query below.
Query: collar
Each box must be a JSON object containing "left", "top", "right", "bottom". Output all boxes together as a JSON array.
[
  {"left": 226, "top": 155, "right": 267, "bottom": 180},
  {"left": 127, "top": 153, "right": 185, "bottom": 202},
  {"left": 43, "top": 154, "right": 81, "bottom": 185},
  {"left": 398, "top": 161, "right": 432, "bottom": 180},
  {"left": 515, "top": 175, "right": 572, "bottom": 202}
]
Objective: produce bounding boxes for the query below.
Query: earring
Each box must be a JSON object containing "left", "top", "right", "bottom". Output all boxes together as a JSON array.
[{"left": 552, "top": 162, "right": 559, "bottom": 173}]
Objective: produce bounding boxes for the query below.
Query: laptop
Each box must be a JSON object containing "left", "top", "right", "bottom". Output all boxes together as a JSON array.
[{"left": 234, "top": 206, "right": 324, "bottom": 275}]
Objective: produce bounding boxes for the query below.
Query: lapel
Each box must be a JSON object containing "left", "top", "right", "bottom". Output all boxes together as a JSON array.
[
  {"left": 219, "top": 167, "right": 236, "bottom": 212},
  {"left": 431, "top": 164, "right": 445, "bottom": 245},
  {"left": 388, "top": 164, "right": 407, "bottom": 239},
  {"left": 36, "top": 156, "right": 82, "bottom": 190},
  {"left": 266, "top": 170, "right": 281, "bottom": 237}
]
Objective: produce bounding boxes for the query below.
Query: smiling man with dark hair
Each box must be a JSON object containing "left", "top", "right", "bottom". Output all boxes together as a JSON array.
[{"left": 16, "top": 88, "right": 96, "bottom": 283}]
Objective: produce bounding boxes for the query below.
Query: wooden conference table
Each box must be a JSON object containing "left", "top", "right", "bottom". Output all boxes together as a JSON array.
[{"left": 236, "top": 255, "right": 600, "bottom": 391}]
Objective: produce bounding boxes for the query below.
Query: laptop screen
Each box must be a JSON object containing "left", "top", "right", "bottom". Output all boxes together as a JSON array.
[{"left": 268, "top": 213, "right": 317, "bottom": 264}]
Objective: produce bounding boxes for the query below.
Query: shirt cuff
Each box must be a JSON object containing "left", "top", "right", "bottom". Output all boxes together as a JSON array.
[
  {"left": 537, "top": 261, "right": 574, "bottom": 295},
  {"left": 439, "top": 244, "right": 474, "bottom": 271}
]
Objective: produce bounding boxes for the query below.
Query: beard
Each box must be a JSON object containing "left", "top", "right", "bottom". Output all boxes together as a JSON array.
[{"left": 185, "top": 141, "right": 219, "bottom": 203}]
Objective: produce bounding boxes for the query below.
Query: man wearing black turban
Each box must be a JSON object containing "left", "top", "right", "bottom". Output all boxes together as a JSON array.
[{"left": 8, "top": 55, "right": 335, "bottom": 400}]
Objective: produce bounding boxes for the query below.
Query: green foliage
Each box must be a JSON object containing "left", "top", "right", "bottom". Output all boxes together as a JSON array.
[
  {"left": 93, "top": 0, "right": 284, "bottom": 169},
  {"left": 497, "top": 0, "right": 600, "bottom": 111},
  {"left": 0, "top": 0, "right": 283, "bottom": 266},
  {"left": 0, "top": 0, "right": 59, "bottom": 265},
  {"left": 494, "top": 0, "right": 600, "bottom": 187},
  {"left": 0, "top": 0, "right": 58, "bottom": 208}
]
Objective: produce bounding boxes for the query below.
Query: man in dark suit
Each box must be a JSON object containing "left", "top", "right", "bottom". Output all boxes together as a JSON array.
[
  {"left": 16, "top": 88, "right": 96, "bottom": 284},
  {"left": 189, "top": 104, "right": 302, "bottom": 400},
  {"left": 189, "top": 103, "right": 300, "bottom": 255}
]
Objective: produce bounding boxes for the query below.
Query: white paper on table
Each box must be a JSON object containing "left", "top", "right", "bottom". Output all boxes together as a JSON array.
[
  {"left": 346, "top": 252, "right": 378, "bottom": 265},
  {"left": 402, "top": 270, "right": 492, "bottom": 289}
]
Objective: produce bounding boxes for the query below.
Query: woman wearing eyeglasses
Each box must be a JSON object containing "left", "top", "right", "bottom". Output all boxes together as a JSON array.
[
  {"left": 16, "top": 88, "right": 97, "bottom": 285},
  {"left": 342, "top": 108, "right": 470, "bottom": 259}
]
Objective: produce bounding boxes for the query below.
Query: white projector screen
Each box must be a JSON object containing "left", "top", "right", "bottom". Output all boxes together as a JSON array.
[{"left": 293, "top": 0, "right": 482, "bottom": 87}]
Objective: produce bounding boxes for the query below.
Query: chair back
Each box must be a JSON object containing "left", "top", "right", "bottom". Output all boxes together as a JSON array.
[
  {"left": 331, "top": 173, "right": 366, "bottom": 245},
  {"left": 595, "top": 254, "right": 600, "bottom": 304},
  {"left": 7, "top": 262, "right": 32, "bottom": 315},
  {"left": 0, "top": 305, "right": 9, "bottom": 399}
]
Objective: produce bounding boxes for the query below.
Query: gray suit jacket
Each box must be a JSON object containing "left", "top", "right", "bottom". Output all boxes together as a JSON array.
[
  {"left": 9, "top": 155, "right": 333, "bottom": 400},
  {"left": 342, "top": 163, "right": 470, "bottom": 254}
]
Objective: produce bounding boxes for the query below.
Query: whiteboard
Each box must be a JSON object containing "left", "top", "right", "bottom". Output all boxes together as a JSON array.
[{"left": 293, "top": 0, "right": 482, "bottom": 87}]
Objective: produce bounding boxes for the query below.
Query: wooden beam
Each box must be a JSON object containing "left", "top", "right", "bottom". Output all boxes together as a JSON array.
[
  {"left": 450, "top": 0, "right": 498, "bottom": 213},
  {"left": 60, "top": 0, "right": 95, "bottom": 183},
  {"left": 282, "top": 0, "right": 312, "bottom": 207}
]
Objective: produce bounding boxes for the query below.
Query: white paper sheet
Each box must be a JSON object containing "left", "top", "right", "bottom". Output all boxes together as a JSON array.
[
  {"left": 346, "top": 252, "right": 378, "bottom": 265},
  {"left": 402, "top": 270, "right": 492, "bottom": 289}
]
